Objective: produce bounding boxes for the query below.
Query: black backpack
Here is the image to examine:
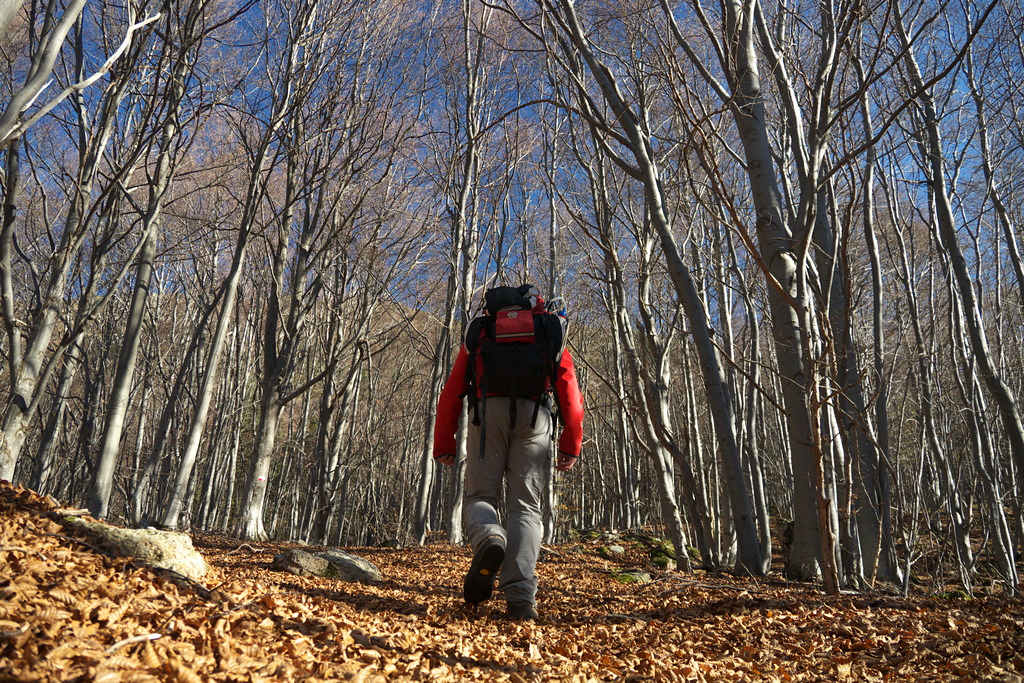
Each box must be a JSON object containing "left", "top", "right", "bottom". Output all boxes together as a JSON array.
[{"left": 464, "top": 285, "right": 567, "bottom": 459}]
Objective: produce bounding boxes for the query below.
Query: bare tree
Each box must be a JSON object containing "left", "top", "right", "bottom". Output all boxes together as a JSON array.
[
  {"left": 0, "top": 0, "right": 159, "bottom": 148},
  {"left": 87, "top": 0, "right": 225, "bottom": 518},
  {"left": 232, "top": 0, "right": 427, "bottom": 539},
  {"left": 1, "top": 1, "right": 161, "bottom": 482},
  {"left": 893, "top": 0, "right": 1024, "bottom": 518},
  {"left": 412, "top": 0, "right": 508, "bottom": 545},
  {"left": 157, "top": 0, "right": 314, "bottom": 530},
  {"left": 520, "top": 0, "right": 764, "bottom": 575}
]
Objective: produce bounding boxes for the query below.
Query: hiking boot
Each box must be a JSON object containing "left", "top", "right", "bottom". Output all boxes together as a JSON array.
[
  {"left": 463, "top": 535, "right": 505, "bottom": 605},
  {"left": 506, "top": 601, "right": 538, "bottom": 621}
]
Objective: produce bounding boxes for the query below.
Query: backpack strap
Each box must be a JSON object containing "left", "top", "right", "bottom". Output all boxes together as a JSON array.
[
  {"left": 465, "top": 315, "right": 493, "bottom": 461},
  {"left": 528, "top": 312, "right": 547, "bottom": 429},
  {"left": 464, "top": 316, "right": 488, "bottom": 426},
  {"left": 529, "top": 311, "right": 567, "bottom": 429}
]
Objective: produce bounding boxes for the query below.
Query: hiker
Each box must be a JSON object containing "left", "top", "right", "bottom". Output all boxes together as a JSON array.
[{"left": 433, "top": 284, "right": 584, "bottom": 621}]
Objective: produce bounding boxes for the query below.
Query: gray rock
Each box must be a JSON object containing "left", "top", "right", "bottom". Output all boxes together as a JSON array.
[
  {"left": 318, "top": 548, "right": 383, "bottom": 582},
  {"left": 271, "top": 547, "right": 382, "bottom": 583},
  {"left": 612, "top": 570, "right": 652, "bottom": 585},
  {"left": 651, "top": 554, "right": 677, "bottom": 571},
  {"left": 597, "top": 544, "right": 626, "bottom": 559},
  {"left": 271, "top": 548, "right": 330, "bottom": 576},
  {"left": 65, "top": 518, "right": 209, "bottom": 581}
]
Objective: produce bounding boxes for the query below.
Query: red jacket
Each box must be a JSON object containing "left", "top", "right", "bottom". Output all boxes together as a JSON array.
[{"left": 432, "top": 344, "right": 584, "bottom": 459}]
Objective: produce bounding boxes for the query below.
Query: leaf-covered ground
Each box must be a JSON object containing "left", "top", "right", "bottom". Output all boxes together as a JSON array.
[{"left": 2, "top": 482, "right": 1023, "bottom": 682}]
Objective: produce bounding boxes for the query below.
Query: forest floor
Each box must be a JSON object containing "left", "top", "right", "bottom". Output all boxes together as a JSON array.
[{"left": 1, "top": 482, "right": 1023, "bottom": 682}]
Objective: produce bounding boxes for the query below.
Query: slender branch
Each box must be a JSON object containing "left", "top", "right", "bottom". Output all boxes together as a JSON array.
[
  {"left": 0, "top": 12, "right": 162, "bottom": 147},
  {"left": 105, "top": 633, "right": 162, "bottom": 655},
  {"left": 0, "top": 546, "right": 46, "bottom": 560}
]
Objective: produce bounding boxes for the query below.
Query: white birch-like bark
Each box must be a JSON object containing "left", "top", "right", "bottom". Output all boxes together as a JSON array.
[
  {"left": 162, "top": 116, "right": 281, "bottom": 529},
  {"left": 0, "top": 0, "right": 23, "bottom": 40},
  {"left": 0, "top": 22, "right": 143, "bottom": 480},
  {"left": 407, "top": 0, "right": 489, "bottom": 547},
  {"left": 28, "top": 338, "right": 82, "bottom": 493},
  {"left": 966, "top": 34, "right": 1024, "bottom": 314},
  {"left": 542, "top": 110, "right": 561, "bottom": 543},
  {"left": 887, "top": 178, "right": 975, "bottom": 589},
  {"left": 606, "top": 321, "right": 640, "bottom": 531},
  {"left": 87, "top": 0, "right": 201, "bottom": 515},
  {"left": 310, "top": 300, "right": 363, "bottom": 544},
  {"left": 894, "top": 4, "right": 1024, "bottom": 501},
  {"left": 654, "top": 0, "right": 840, "bottom": 585},
  {"left": 724, "top": 226, "right": 773, "bottom": 574},
  {"left": 949, "top": 297, "right": 1019, "bottom": 590},
  {"left": 167, "top": 226, "right": 252, "bottom": 528},
  {"left": 232, "top": 140, "right": 302, "bottom": 538},
  {"left": 131, "top": 296, "right": 218, "bottom": 524},
  {"left": 542, "top": 0, "right": 763, "bottom": 575},
  {"left": 413, "top": 290, "right": 454, "bottom": 544},
  {"left": 165, "top": 0, "right": 350, "bottom": 532},
  {"left": 852, "top": 48, "right": 901, "bottom": 585},
  {"left": 0, "top": 0, "right": 87, "bottom": 147},
  {"left": 443, "top": 0, "right": 492, "bottom": 547},
  {"left": 565, "top": 124, "right": 698, "bottom": 566}
]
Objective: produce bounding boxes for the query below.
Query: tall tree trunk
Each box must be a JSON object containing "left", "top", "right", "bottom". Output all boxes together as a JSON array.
[
  {"left": 443, "top": 0, "right": 489, "bottom": 547},
  {"left": 234, "top": 167, "right": 296, "bottom": 539},
  {"left": 0, "top": 140, "right": 101, "bottom": 479},
  {"left": 814, "top": 186, "right": 876, "bottom": 588},
  {"left": 312, "top": 346, "right": 363, "bottom": 544},
  {"left": 951, "top": 300, "right": 1019, "bottom": 590},
  {"left": 609, "top": 256, "right": 693, "bottom": 571},
  {"left": 542, "top": 111, "right": 561, "bottom": 543},
  {"left": 569, "top": 133, "right": 698, "bottom": 568},
  {"left": 610, "top": 324, "right": 640, "bottom": 531},
  {"left": 966, "top": 46, "right": 1024, "bottom": 314},
  {"left": 725, "top": 227, "right": 773, "bottom": 574},
  {"left": 132, "top": 298, "right": 218, "bottom": 525},
  {"left": 86, "top": 216, "right": 158, "bottom": 517},
  {"left": 852, "top": 49, "right": 900, "bottom": 585},
  {"left": 162, "top": 227, "right": 252, "bottom": 529},
  {"left": 413, "top": 265, "right": 458, "bottom": 545},
  {"left": 546, "top": 0, "right": 763, "bottom": 575},
  {"left": 87, "top": 0, "right": 199, "bottom": 516},
  {"left": 0, "top": 0, "right": 87, "bottom": 145},
  {"left": 691, "top": 0, "right": 829, "bottom": 584},
  {"left": 29, "top": 340, "right": 83, "bottom": 493},
  {"left": 895, "top": 4, "right": 1024, "bottom": 501},
  {"left": 0, "top": 0, "right": 149, "bottom": 481},
  {"left": 889, "top": 187, "right": 974, "bottom": 589}
]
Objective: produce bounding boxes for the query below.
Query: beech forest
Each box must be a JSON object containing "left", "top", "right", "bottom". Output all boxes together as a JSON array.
[{"left": 2, "top": 0, "right": 1024, "bottom": 607}]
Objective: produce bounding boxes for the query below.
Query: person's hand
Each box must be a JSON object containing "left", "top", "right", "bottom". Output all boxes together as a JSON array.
[
  {"left": 435, "top": 453, "right": 455, "bottom": 467},
  {"left": 556, "top": 452, "right": 578, "bottom": 472}
]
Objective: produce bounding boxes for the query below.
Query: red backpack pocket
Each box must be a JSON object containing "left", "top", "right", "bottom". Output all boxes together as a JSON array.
[{"left": 493, "top": 310, "right": 535, "bottom": 342}]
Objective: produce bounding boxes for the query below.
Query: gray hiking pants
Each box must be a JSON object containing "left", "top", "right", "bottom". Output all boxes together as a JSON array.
[{"left": 464, "top": 396, "right": 552, "bottom": 606}]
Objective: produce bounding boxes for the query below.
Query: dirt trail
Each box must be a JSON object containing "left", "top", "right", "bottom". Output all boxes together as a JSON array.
[{"left": 1, "top": 483, "right": 1022, "bottom": 682}]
